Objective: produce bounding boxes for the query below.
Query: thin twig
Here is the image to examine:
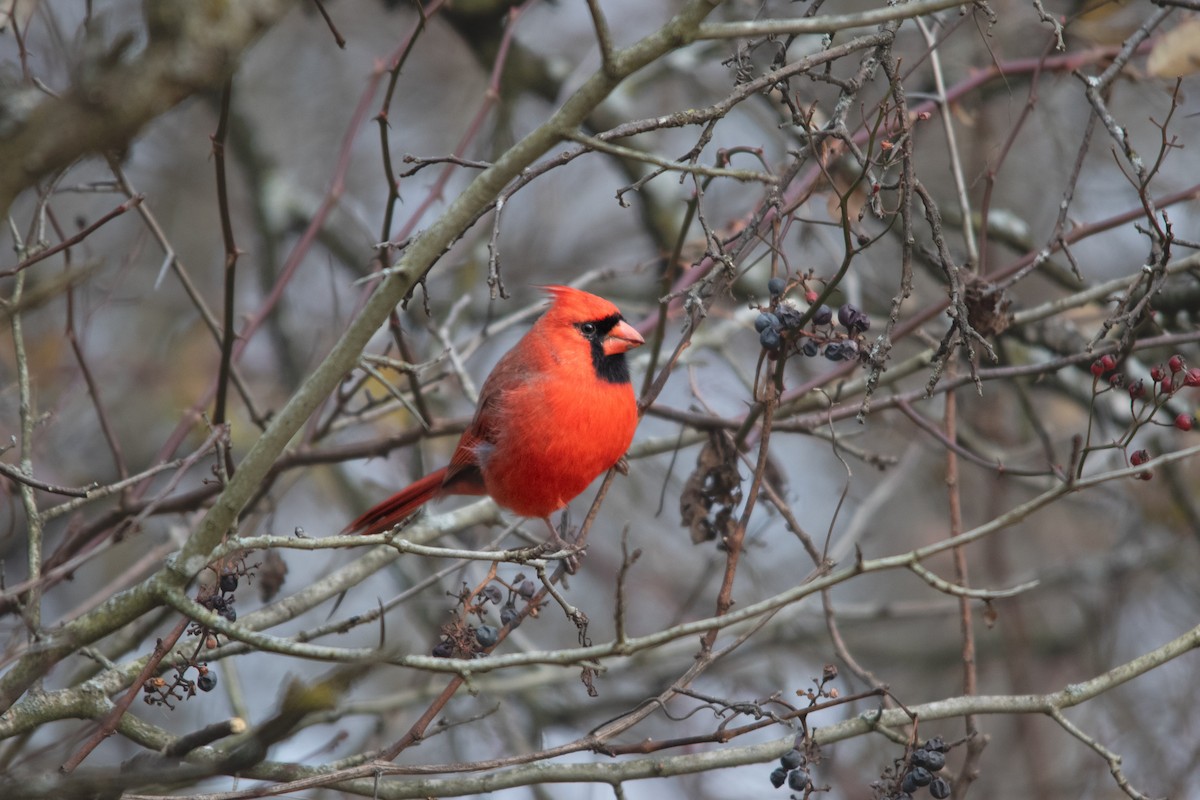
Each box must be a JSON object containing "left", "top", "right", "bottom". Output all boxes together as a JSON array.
[
  {"left": 0, "top": 461, "right": 91, "bottom": 497},
  {"left": 0, "top": 195, "right": 143, "bottom": 277}
]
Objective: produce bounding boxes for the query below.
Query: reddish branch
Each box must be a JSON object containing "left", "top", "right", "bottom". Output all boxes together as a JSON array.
[
  {"left": 60, "top": 618, "right": 189, "bottom": 772},
  {"left": 0, "top": 195, "right": 143, "bottom": 278}
]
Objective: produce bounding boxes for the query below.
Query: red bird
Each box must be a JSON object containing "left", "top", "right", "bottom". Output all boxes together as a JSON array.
[{"left": 346, "top": 286, "right": 643, "bottom": 538}]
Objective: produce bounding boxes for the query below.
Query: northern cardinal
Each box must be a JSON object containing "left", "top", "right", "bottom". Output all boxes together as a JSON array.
[{"left": 346, "top": 286, "right": 644, "bottom": 537}]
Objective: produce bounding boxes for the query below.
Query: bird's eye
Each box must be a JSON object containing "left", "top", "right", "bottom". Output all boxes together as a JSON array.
[{"left": 580, "top": 322, "right": 597, "bottom": 336}]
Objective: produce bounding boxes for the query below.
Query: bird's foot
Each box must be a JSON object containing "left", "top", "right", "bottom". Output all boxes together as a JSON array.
[
  {"left": 549, "top": 543, "right": 585, "bottom": 575},
  {"left": 542, "top": 517, "right": 584, "bottom": 574},
  {"left": 507, "top": 538, "right": 583, "bottom": 567}
]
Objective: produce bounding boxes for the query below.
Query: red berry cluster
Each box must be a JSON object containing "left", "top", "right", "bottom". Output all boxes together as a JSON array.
[
  {"left": 1089, "top": 353, "right": 1117, "bottom": 377},
  {"left": 1146, "top": 355, "right": 1198, "bottom": 432},
  {"left": 1095, "top": 352, "right": 1198, "bottom": 481}
]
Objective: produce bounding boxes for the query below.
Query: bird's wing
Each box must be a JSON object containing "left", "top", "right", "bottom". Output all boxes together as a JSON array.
[{"left": 441, "top": 344, "right": 532, "bottom": 495}]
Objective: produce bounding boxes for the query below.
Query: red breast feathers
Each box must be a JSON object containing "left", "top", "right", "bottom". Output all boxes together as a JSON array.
[{"left": 466, "top": 286, "right": 642, "bottom": 517}]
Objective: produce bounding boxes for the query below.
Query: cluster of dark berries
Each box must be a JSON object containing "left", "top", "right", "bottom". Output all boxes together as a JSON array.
[
  {"left": 484, "top": 575, "right": 538, "bottom": 631},
  {"left": 755, "top": 276, "right": 873, "bottom": 364},
  {"left": 894, "top": 738, "right": 951, "bottom": 799},
  {"left": 205, "top": 591, "right": 237, "bottom": 623},
  {"left": 198, "top": 560, "right": 252, "bottom": 626},
  {"left": 152, "top": 564, "right": 249, "bottom": 707},
  {"left": 836, "top": 303, "right": 871, "bottom": 334},
  {"left": 142, "top": 663, "right": 218, "bottom": 708},
  {"left": 821, "top": 337, "right": 856, "bottom": 362},
  {"left": 768, "top": 746, "right": 811, "bottom": 792},
  {"left": 432, "top": 575, "right": 540, "bottom": 658}
]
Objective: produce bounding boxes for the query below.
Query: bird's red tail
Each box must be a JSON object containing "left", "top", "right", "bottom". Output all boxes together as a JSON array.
[{"left": 344, "top": 468, "right": 447, "bottom": 535}]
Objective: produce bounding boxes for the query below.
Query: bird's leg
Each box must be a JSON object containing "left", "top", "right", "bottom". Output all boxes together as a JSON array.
[
  {"left": 541, "top": 511, "right": 583, "bottom": 574},
  {"left": 540, "top": 517, "right": 569, "bottom": 550}
]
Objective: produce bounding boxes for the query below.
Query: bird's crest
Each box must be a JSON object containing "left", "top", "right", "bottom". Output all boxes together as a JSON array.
[{"left": 538, "top": 285, "right": 622, "bottom": 322}]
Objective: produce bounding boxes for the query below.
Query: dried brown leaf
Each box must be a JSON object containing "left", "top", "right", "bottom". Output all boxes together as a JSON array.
[
  {"left": 1148, "top": 18, "right": 1200, "bottom": 78},
  {"left": 679, "top": 429, "right": 743, "bottom": 545}
]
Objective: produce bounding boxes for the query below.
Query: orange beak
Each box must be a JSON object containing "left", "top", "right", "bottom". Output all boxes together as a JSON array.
[{"left": 603, "top": 319, "right": 645, "bottom": 355}]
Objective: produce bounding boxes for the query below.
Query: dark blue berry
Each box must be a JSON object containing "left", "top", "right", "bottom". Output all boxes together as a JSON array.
[
  {"left": 824, "top": 342, "right": 845, "bottom": 361},
  {"left": 777, "top": 305, "right": 803, "bottom": 330},
  {"left": 833, "top": 303, "right": 870, "bottom": 333},
  {"left": 482, "top": 584, "right": 503, "bottom": 604},
  {"left": 518, "top": 580, "right": 536, "bottom": 599},
  {"left": 787, "top": 768, "right": 809, "bottom": 791},
  {"left": 769, "top": 767, "right": 788, "bottom": 788},
  {"left": 760, "top": 328, "right": 782, "bottom": 350},
  {"left": 801, "top": 340, "right": 819, "bottom": 357},
  {"left": 500, "top": 604, "right": 520, "bottom": 628},
  {"left": 768, "top": 277, "right": 786, "bottom": 296},
  {"left": 780, "top": 749, "right": 803, "bottom": 770},
  {"left": 923, "top": 736, "right": 949, "bottom": 753},
  {"left": 197, "top": 673, "right": 217, "bottom": 692},
  {"left": 755, "top": 312, "right": 779, "bottom": 332},
  {"left": 432, "top": 640, "right": 454, "bottom": 658},
  {"left": 219, "top": 572, "right": 238, "bottom": 593},
  {"left": 901, "top": 772, "right": 918, "bottom": 794},
  {"left": 837, "top": 303, "right": 859, "bottom": 329},
  {"left": 812, "top": 305, "right": 833, "bottom": 325},
  {"left": 930, "top": 776, "right": 951, "bottom": 799},
  {"left": 222, "top": 606, "right": 237, "bottom": 622},
  {"left": 910, "top": 766, "right": 932, "bottom": 787},
  {"left": 475, "top": 625, "right": 499, "bottom": 647},
  {"left": 922, "top": 750, "right": 945, "bottom": 771}
]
